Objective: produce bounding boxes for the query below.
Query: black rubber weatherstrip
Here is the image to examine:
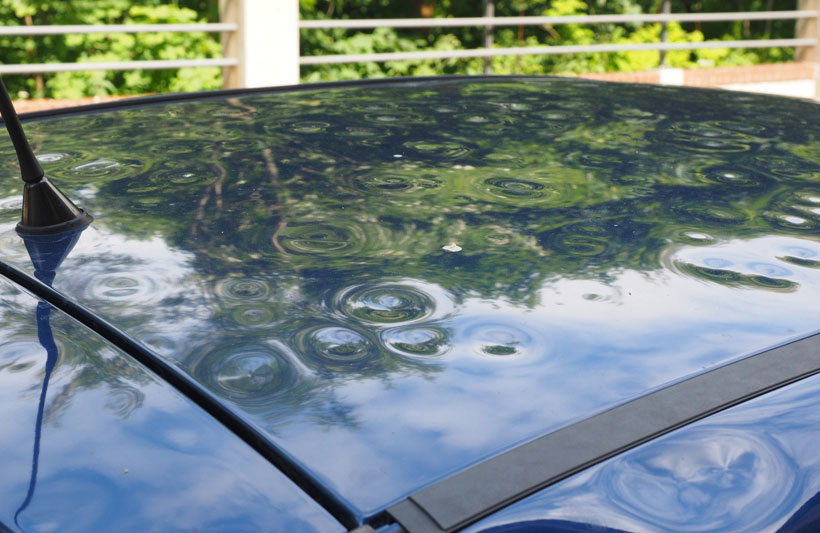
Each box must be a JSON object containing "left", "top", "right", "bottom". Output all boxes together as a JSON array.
[
  {"left": 388, "top": 331, "right": 820, "bottom": 532},
  {"left": 0, "top": 260, "right": 359, "bottom": 530}
]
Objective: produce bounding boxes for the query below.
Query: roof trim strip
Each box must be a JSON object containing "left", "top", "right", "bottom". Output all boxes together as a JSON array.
[{"left": 388, "top": 331, "right": 820, "bottom": 532}]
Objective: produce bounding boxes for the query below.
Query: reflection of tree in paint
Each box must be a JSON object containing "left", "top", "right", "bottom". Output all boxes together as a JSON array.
[
  {"left": 1, "top": 80, "right": 819, "bottom": 399},
  {"left": 1, "top": 79, "right": 820, "bottom": 510}
]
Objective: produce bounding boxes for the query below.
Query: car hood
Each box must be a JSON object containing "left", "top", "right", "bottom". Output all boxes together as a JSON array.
[{"left": 2, "top": 77, "right": 820, "bottom": 521}]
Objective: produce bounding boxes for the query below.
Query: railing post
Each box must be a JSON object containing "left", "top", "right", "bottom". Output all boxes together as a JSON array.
[
  {"left": 483, "top": 0, "right": 494, "bottom": 74},
  {"left": 796, "top": 0, "right": 820, "bottom": 99},
  {"left": 796, "top": 0, "right": 819, "bottom": 59},
  {"left": 220, "top": 0, "right": 240, "bottom": 88},
  {"left": 658, "top": 0, "right": 671, "bottom": 67},
  {"left": 220, "top": 0, "right": 299, "bottom": 89}
]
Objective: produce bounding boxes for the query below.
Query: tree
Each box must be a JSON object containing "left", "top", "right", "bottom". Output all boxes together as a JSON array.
[
  {"left": 0, "top": 0, "right": 222, "bottom": 98},
  {"left": 300, "top": 0, "right": 797, "bottom": 82},
  {"left": 0, "top": 0, "right": 802, "bottom": 97}
]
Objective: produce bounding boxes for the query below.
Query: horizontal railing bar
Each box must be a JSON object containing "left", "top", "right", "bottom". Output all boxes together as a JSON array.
[
  {"left": 0, "top": 23, "right": 237, "bottom": 36},
  {"left": 300, "top": 38, "right": 818, "bottom": 65},
  {"left": 300, "top": 10, "right": 819, "bottom": 30},
  {"left": 0, "top": 58, "right": 237, "bottom": 74}
]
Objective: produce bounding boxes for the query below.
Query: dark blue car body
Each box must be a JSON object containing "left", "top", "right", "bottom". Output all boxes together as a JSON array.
[{"left": 2, "top": 76, "right": 820, "bottom": 532}]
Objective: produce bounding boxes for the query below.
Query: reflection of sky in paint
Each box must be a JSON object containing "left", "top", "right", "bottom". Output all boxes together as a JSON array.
[
  {"left": 4, "top": 221, "right": 820, "bottom": 518},
  {"left": 0, "top": 80, "right": 820, "bottom": 519},
  {"left": 0, "top": 222, "right": 211, "bottom": 358},
  {"left": 0, "top": 278, "right": 342, "bottom": 532},
  {"left": 468, "top": 371, "right": 820, "bottom": 533}
]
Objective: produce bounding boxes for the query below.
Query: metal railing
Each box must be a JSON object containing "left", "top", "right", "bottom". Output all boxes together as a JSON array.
[
  {"left": 299, "top": 10, "right": 819, "bottom": 29},
  {"left": 301, "top": 38, "right": 818, "bottom": 65},
  {"left": 0, "top": 4, "right": 818, "bottom": 94},
  {"left": 299, "top": 10, "right": 820, "bottom": 66},
  {"left": 0, "top": 23, "right": 237, "bottom": 75}
]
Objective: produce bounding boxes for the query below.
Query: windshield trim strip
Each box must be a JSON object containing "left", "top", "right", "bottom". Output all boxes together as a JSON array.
[{"left": 388, "top": 331, "right": 820, "bottom": 532}]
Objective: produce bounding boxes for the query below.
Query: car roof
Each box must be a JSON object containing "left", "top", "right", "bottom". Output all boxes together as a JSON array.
[{"left": 2, "top": 76, "right": 820, "bottom": 527}]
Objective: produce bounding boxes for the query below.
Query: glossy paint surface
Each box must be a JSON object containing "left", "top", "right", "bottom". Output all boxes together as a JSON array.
[
  {"left": 1, "top": 78, "right": 820, "bottom": 519},
  {"left": 0, "top": 277, "right": 342, "bottom": 532},
  {"left": 468, "top": 371, "right": 820, "bottom": 533}
]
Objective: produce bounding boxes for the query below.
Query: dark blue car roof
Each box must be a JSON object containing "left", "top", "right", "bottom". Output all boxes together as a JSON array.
[{"left": 2, "top": 77, "right": 820, "bottom": 528}]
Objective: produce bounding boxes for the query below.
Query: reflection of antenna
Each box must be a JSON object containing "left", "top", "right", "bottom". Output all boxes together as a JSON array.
[
  {"left": 14, "top": 301, "right": 57, "bottom": 528},
  {"left": 0, "top": 77, "right": 92, "bottom": 235},
  {"left": 13, "top": 225, "right": 87, "bottom": 528}
]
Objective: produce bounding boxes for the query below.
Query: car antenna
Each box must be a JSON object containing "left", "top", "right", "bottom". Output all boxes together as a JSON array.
[{"left": 0, "top": 77, "right": 92, "bottom": 235}]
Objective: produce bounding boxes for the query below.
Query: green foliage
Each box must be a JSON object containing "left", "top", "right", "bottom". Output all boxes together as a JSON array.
[
  {"left": 301, "top": 27, "right": 483, "bottom": 82},
  {"left": 0, "top": 0, "right": 803, "bottom": 97},
  {"left": 301, "top": 0, "right": 796, "bottom": 82},
  {"left": 0, "top": 0, "right": 221, "bottom": 99}
]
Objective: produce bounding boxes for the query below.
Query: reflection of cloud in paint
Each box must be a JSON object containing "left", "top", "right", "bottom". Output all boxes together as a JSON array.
[
  {"left": 276, "top": 237, "right": 820, "bottom": 513},
  {"left": 0, "top": 222, "right": 208, "bottom": 359},
  {"left": 0, "top": 279, "right": 342, "bottom": 532},
  {"left": 3, "top": 221, "right": 820, "bottom": 518},
  {"left": 466, "top": 372, "right": 820, "bottom": 533}
]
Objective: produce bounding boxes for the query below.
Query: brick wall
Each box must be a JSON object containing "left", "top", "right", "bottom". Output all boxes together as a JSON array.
[{"left": 578, "top": 62, "right": 818, "bottom": 87}]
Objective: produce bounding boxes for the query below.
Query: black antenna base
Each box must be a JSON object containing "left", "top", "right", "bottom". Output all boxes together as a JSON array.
[
  {"left": 1, "top": 77, "right": 92, "bottom": 236},
  {"left": 16, "top": 177, "right": 93, "bottom": 235}
]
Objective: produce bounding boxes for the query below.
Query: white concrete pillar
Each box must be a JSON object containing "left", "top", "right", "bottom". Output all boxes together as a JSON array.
[{"left": 220, "top": 0, "right": 300, "bottom": 89}]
